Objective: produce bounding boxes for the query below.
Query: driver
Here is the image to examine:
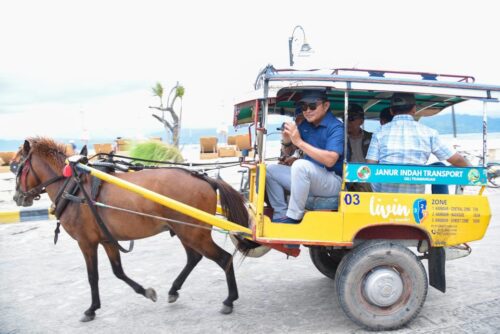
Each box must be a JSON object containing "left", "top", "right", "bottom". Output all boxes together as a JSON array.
[{"left": 266, "top": 90, "right": 344, "bottom": 224}]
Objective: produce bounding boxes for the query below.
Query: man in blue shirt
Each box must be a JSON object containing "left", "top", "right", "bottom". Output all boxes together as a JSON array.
[{"left": 266, "top": 90, "right": 344, "bottom": 224}]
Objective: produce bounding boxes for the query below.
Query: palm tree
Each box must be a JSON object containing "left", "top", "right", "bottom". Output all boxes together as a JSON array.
[{"left": 149, "top": 82, "right": 185, "bottom": 147}]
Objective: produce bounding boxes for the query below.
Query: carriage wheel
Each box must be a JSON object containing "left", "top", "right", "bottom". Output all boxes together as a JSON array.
[
  {"left": 229, "top": 234, "right": 271, "bottom": 258},
  {"left": 335, "top": 241, "right": 428, "bottom": 331},
  {"left": 309, "top": 247, "right": 348, "bottom": 279}
]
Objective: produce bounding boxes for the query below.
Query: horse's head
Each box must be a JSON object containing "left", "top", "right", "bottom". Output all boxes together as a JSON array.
[{"left": 13, "top": 138, "right": 67, "bottom": 207}]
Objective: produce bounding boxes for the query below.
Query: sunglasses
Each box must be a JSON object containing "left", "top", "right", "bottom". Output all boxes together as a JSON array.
[{"left": 298, "top": 101, "right": 323, "bottom": 112}]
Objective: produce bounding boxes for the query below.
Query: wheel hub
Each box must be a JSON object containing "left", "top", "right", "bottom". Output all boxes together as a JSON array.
[{"left": 363, "top": 267, "right": 404, "bottom": 307}]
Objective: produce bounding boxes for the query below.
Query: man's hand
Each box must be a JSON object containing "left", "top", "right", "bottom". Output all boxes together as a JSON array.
[
  {"left": 447, "top": 153, "right": 471, "bottom": 167},
  {"left": 284, "top": 122, "right": 303, "bottom": 146},
  {"left": 281, "top": 129, "right": 292, "bottom": 145}
]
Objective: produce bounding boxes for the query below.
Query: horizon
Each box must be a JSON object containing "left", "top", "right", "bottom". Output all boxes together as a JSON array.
[
  {"left": 2, "top": 1, "right": 500, "bottom": 142},
  {"left": 1, "top": 113, "right": 499, "bottom": 152}
]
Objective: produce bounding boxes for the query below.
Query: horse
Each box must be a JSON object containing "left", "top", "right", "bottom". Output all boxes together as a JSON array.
[{"left": 13, "top": 137, "right": 256, "bottom": 322}]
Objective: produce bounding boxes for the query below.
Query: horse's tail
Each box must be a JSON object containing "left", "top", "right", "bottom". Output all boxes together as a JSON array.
[{"left": 208, "top": 177, "right": 262, "bottom": 255}]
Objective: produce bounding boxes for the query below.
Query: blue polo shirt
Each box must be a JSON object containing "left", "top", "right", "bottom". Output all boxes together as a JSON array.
[{"left": 298, "top": 112, "right": 345, "bottom": 175}]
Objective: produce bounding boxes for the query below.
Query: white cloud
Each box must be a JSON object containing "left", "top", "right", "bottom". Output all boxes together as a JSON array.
[{"left": 1, "top": 0, "right": 500, "bottom": 140}]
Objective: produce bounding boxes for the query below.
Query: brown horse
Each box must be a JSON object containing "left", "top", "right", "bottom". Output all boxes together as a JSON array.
[{"left": 13, "top": 137, "right": 255, "bottom": 322}]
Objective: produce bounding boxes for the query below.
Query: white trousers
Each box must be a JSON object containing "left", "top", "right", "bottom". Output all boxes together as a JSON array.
[{"left": 266, "top": 159, "right": 342, "bottom": 220}]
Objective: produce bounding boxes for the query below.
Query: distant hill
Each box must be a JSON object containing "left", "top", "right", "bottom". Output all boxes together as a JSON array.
[
  {"left": 419, "top": 114, "right": 500, "bottom": 135},
  {"left": 155, "top": 115, "right": 500, "bottom": 144},
  {"left": 1, "top": 115, "right": 499, "bottom": 151}
]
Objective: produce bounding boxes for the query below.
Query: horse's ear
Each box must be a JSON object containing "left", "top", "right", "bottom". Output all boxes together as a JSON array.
[
  {"left": 23, "top": 140, "right": 30, "bottom": 153},
  {"left": 80, "top": 145, "right": 88, "bottom": 156}
]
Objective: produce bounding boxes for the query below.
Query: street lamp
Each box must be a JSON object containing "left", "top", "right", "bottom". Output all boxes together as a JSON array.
[{"left": 288, "top": 25, "right": 313, "bottom": 67}]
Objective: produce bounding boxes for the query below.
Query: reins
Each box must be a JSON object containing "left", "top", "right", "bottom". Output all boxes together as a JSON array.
[
  {"left": 18, "top": 146, "right": 253, "bottom": 254},
  {"left": 92, "top": 200, "right": 250, "bottom": 237},
  {"left": 16, "top": 150, "right": 65, "bottom": 201}
]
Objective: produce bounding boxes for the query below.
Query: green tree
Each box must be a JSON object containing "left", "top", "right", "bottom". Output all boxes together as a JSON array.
[{"left": 149, "top": 82, "right": 185, "bottom": 147}]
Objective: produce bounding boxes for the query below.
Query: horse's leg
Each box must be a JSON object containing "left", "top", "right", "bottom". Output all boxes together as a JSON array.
[
  {"left": 195, "top": 240, "right": 238, "bottom": 314},
  {"left": 168, "top": 244, "right": 203, "bottom": 303},
  {"left": 78, "top": 241, "right": 101, "bottom": 322},
  {"left": 101, "top": 242, "right": 157, "bottom": 302}
]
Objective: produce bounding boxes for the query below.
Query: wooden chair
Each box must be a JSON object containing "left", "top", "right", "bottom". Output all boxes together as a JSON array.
[
  {"left": 200, "top": 137, "right": 218, "bottom": 159},
  {"left": 235, "top": 134, "right": 252, "bottom": 151},
  {"left": 93, "top": 143, "right": 114, "bottom": 154},
  {"left": 65, "top": 144, "right": 75, "bottom": 156},
  {"left": 0, "top": 151, "right": 15, "bottom": 166},
  {"left": 116, "top": 138, "right": 131, "bottom": 151},
  {"left": 227, "top": 135, "right": 237, "bottom": 145}
]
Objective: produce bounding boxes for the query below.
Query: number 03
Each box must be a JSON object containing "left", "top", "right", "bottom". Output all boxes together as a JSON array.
[{"left": 344, "top": 194, "right": 360, "bottom": 205}]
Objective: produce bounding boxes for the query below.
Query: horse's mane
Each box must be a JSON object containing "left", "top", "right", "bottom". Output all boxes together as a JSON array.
[{"left": 28, "top": 136, "right": 68, "bottom": 167}]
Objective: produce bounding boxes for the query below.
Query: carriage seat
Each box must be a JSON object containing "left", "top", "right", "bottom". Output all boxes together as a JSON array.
[{"left": 305, "top": 195, "right": 339, "bottom": 211}]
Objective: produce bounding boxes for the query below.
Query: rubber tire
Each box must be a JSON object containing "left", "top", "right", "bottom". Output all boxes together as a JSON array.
[
  {"left": 309, "top": 247, "right": 348, "bottom": 279},
  {"left": 335, "top": 241, "right": 428, "bottom": 331}
]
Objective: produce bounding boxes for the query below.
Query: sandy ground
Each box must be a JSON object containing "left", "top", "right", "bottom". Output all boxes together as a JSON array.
[{"left": 1, "top": 186, "right": 500, "bottom": 333}]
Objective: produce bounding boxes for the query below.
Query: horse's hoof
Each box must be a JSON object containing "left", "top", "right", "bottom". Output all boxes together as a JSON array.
[
  {"left": 145, "top": 288, "right": 157, "bottom": 302},
  {"left": 168, "top": 293, "right": 179, "bottom": 303},
  {"left": 220, "top": 304, "right": 233, "bottom": 314},
  {"left": 80, "top": 314, "right": 95, "bottom": 322}
]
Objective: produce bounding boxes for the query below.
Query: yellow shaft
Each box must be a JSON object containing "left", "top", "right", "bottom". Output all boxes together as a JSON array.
[{"left": 76, "top": 163, "right": 252, "bottom": 235}]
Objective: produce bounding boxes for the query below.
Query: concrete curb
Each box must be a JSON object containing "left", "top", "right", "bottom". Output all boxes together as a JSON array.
[{"left": 0, "top": 208, "right": 54, "bottom": 224}]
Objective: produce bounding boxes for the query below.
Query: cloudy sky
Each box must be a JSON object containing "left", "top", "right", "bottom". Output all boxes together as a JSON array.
[{"left": 1, "top": 0, "right": 499, "bottom": 141}]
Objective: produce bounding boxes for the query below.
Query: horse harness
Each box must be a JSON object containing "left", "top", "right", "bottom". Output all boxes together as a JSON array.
[
  {"left": 16, "top": 150, "right": 133, "bottom": 253},
  {"left": 54, "top": 159, "right": 135, "bottom": 253},
  {"left": 55, "top": 162, "right": 217, "bottom": 252},
  {"left": 18, "top": 151, "right": 222, "bottom": 254},
  {"left": 15, "top": 150, "right": 65, "bottom": 203}
]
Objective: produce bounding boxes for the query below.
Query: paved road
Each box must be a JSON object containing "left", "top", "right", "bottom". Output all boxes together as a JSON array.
[{"left": 1, "top": 193, "right": 499, "bottom": 334}]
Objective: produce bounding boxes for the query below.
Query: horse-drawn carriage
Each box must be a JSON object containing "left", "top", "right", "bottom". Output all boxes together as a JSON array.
[{"left": 13, "top": 65, "right": 500, "bottom": 330}]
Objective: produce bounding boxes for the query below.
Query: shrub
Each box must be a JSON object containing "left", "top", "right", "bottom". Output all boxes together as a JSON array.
[{"left": 129, "top": 140, "right": 183, "bottom": 166}]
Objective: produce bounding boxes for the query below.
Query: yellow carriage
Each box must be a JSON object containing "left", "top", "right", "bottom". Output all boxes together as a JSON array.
[{"left": 67, "top": 66, "right": 500, "bottom": 330}]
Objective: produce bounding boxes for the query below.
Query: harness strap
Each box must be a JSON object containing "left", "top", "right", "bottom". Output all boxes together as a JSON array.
[
  {"left": 93, "top": 201, "right": 249, "bottom": 236},
  {"left": 53, "top": 222, "right": 61, "bottom": 245},
  {"left": 52, "top": 178, "right": 80, "bottom": 244},
  {"left": 20, "top": 174, "right": 65, "bottom": 199},
  {"left": 73, "top": 166, "right": 134, "bottom": 253},
  {"left": 62, "top": 193, "right": 86, "bottom": 203}
]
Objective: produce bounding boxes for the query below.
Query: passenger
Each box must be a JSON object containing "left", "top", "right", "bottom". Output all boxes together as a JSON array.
[
  {"left": 366, "top": 93, "right": 469, "bottom": 193},
  {"left": 347, "top": 103, "right": 372, "bottom": 192},
  {"left": 347, "top": 104, "right": 372, "bottom": 163},
  {"left": 379, "top": 107, "right": 394, "bottom": 125},
  {"left": 278, "top": 108, "right": 305, "bottom": 166},
  {"left": 266, "top": 90, "right": 344, "bottom": 224}
]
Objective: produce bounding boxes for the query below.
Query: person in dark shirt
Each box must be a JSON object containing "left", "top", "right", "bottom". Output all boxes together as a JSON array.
[
  {"left": 379, "top": 107, "right": 394, "bottom": 125},
  {"left": 347, "top": 104, "right": 372, "bottom": 192}
]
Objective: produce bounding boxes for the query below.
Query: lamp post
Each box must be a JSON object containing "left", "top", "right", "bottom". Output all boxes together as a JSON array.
[{"left": 288, "top": 25, "right": 312, "bottom": 67}]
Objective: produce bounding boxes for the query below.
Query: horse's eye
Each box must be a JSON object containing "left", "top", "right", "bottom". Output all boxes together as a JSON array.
[{"left": 10, "top": 162, "right": 19, "bottom": 175}]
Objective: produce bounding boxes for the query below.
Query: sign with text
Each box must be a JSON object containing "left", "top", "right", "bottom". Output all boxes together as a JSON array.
[{"left": 345, "top": 163, "right": 487, "bottom": 186}]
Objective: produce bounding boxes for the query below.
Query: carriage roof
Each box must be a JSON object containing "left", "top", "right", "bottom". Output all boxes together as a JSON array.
[{"left": 234, "top": 65, "right": 500, "bottom": 125}]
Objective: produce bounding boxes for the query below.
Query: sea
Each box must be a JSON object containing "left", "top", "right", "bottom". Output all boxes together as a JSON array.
[
  {"left": 1, "top": 132, "right": 499, "bottom": 164},
  {"left": 181, "top": 132, "right": 500, "bottom": 163}
]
